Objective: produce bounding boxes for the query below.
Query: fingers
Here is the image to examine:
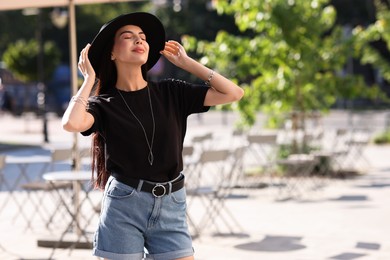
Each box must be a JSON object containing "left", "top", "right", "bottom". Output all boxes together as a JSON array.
[
  {"left": 162, "top": 40, "right": 181, "bottom": 57},
  {"left": 78, "top": 44, "right": 90, "bottom": 63},
  {"left": 78, "top": 44, "right": 94, "bottom": 77},
  {"left": 78, "top": 46, "right": 86, "bottom": 72}
]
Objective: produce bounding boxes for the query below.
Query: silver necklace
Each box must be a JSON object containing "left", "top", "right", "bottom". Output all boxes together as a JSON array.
[{"left": 117, "top": 86, "right": 155, "bottom": 165}]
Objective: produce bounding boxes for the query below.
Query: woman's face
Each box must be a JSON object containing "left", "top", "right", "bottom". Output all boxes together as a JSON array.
[{"left": 111, "top": 24, "right": 149, "bottom": 68}]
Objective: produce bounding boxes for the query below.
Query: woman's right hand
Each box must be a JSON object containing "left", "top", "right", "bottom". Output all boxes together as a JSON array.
[
  {"left": 78, "top": 44, "right": 96, "bottom": 80},
  {"left": 62, "top": 43, "right": 96, "bottom": 133}
]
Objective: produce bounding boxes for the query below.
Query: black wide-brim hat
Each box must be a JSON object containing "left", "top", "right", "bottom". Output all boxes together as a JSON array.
[{"left": 88, "top": 12, "right": 166, "bottom": 75}]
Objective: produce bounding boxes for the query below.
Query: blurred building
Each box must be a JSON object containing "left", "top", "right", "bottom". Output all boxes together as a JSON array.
[
  {"left": 46, "top": 64, "right": 71, "bottom": 116},
  {"left": 0, "top": 66, "right": 38, "bottom": 115},
  {"left": 0, "top": 63, "right": 72, "bottom": 117}
]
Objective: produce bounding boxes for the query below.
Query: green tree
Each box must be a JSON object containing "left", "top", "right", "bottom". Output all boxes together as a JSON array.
[
  {"left": 353, "top": 0, "right": 390, "bottom": 83},
  {"left": 0, "top": 10, "right": 36, "bottom": 54},
  {"left": 183, "top": 0, "right": 383, "bottom": 136},
  {"left": 3, "top": 39, "right": 61, "bottom": 82}
]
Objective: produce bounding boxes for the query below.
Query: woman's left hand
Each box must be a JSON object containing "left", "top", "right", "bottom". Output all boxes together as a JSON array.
[{"left": 160, "top": 40, "right": 189, "bottom": 67}]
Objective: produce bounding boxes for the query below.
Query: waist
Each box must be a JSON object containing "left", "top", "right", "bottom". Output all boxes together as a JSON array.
[{"left": 111, "top": 173, "right": 185, "bottom": 197}]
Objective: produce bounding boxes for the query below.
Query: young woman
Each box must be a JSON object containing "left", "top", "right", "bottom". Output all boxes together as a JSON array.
[{"left": 62, "top": 12, "right": 243, "bottom": 260}]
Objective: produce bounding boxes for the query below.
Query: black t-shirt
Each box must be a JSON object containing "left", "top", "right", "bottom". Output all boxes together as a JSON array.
[{"left": 81, "top": 78, "right": 210, "bottom": 182}]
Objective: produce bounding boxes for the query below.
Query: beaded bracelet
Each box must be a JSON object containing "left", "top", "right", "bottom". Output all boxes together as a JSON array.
[
  {"left": 205, "top": 70, "right": 215, "bottom": 86},
  {"left": 71, "top": 96, "right": 88, "bottom": 107}
]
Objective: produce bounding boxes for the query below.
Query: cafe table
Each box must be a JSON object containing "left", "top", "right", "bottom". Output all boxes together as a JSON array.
[
  {"left": 37, "top": 170, "right": 99, "bottom": 255},
  {"left": 3, "top": 155, "right": 51, "bottom": 222}
]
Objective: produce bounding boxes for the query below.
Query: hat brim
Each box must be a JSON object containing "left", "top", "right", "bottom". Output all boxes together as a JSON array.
[{"left": 88, "top": 12, "right": 165, "bottom": 76}]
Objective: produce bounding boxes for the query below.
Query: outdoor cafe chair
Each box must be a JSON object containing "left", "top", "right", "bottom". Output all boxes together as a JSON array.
[
  {"left": 0, "top": 154, "right": 7, "bottom": 189},
  {"left": 0, "top": 154, "right": 8, "bottom": 216},
  {"left": 226, "top": 129, "right": 249, "bottom": 155},
  {"left": 344, "top": 128, "right": 372, "bottom": 171},
  {"left": 79, "top": 147, "right": 92, "bottom": 170},
  {"left": 313, "top": 128, "right": 349, "bottom": 177},
  {"left": 244, "top": 133, "right": 279, "bottom": 188},
  {"left": 0, "top": 154, "right": 6, "bottom": 177},
  {"left": 182, "top": 145, "right": 195, "bottom": 164},
  {"left": 186, "top": 148, "right": 244, "bottom": 237},
  {"left": 37, "top": 170, "right": 97, "bottom": 258},
  {"left": 325, "top": 128, "right": 370, "bottom": 177},
  {"left": 20, "top": 148, "right": 74, "bottom": 230},
  {"left": 276, "top": 154, "right": 319, "bottom": 200},
  {"left": 228, "top": 145, "right": 247, "bottom": 188},
  {"left": 182, "top": 145, "right": 196, "bottom": 176},
  {"left": 191, "top": 132, "right": 214, "bottom": 153}
]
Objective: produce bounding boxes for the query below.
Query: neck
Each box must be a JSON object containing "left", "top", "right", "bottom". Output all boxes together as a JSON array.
[{"left": 116, "top": 65, "right": 147, "bottom": 91}]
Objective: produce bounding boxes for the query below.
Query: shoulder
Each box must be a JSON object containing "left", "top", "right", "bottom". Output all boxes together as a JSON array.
[
  {"left": 149, "top": 79, "right": 208, "bottom": 98},
  {"left": 156, "top": 78, "right": 193, "bottom": 88},
  {"left": 152, "top": 78, "right": 208, "bottom": 93}
]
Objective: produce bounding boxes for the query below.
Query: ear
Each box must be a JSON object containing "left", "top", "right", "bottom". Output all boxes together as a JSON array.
[{"left": 111, "top": 53, "right": 115, "bottom": 60}]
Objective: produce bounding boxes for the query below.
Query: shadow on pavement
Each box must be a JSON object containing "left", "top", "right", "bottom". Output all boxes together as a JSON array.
[{"left": 234, "top": 235, "right": 306, "bottom": 252}]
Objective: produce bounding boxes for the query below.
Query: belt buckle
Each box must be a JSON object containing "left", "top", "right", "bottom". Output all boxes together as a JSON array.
[{"left": 152, "top": 183, "right": 166, "bottom": 198}]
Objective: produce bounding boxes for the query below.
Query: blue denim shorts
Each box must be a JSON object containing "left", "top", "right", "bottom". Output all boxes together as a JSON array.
[{"left": 93, "top": 175, "right": 194, "bottom": 260}]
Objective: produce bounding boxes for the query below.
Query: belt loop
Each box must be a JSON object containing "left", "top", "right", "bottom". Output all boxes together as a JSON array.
[
  {"left": 137, "top": 180, "right": 144, "bottom": 192},
  {"left": 168, "top": 182, "right": 172, "bottom": 194}
]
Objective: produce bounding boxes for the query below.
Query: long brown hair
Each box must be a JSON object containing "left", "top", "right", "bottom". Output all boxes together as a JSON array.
[{"left": 91, "top": 37, "right": 149, "bottom": 189}]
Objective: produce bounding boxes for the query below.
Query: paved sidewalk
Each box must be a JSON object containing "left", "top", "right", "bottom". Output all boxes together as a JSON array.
[{"left": 0, "top": 111, "right": 390, "bottom": 259}]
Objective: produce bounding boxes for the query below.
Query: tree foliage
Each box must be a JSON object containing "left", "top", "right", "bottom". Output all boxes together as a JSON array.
[
  {"left": 353, "top": 0, "right": 390, "bottom": 82},
  {"left": 3, "top": 39, "right": 61, "bottom": 82},
  {"left": 0, "top": 0, "right": 388, "bottom": 126},
  {"left": 183, "top": 0, "right": 384, "bottom": 128}
]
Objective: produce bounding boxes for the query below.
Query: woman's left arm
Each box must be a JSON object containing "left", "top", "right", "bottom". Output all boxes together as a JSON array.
[{"left": 161, "top": 41, "right": 244, "bottom": 106}]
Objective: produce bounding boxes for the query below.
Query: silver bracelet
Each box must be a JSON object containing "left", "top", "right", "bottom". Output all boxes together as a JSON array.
[
  {"left": 71, "top": 96, "right": 88, "bottom": 107},
  {"left": 205, "top": 70, "right": 214, "bottom": 86}
]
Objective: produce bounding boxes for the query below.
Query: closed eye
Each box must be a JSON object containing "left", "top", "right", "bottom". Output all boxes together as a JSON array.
[{"left": 120, "top": 31, "right": 147, "bottom": 41}]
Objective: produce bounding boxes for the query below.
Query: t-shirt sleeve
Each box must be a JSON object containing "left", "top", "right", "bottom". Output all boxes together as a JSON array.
[
  {"left": 80, "top": 96, "right": 103, "bottom": 136},
  {"left": 163, "top": 79, "right": 210, "bottom": 116}
]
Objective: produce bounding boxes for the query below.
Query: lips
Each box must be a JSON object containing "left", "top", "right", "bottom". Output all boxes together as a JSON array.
[{"left": 132, "top": 47, "right": 145, "bottom": 53}]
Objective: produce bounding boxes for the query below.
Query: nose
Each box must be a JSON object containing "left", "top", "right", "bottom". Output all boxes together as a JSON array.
[{"left": 135, "top": 36, "right": 143, "bottom": 45}]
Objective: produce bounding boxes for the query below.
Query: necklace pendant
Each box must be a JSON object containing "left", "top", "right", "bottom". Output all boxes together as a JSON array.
[{"left": 148, "top": 152, "right": 154, "bottom": 165}]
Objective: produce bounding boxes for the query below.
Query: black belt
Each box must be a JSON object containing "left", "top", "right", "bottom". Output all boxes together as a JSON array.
[{"left": 111, "top": 173, "right": 185, "bottom": 197}]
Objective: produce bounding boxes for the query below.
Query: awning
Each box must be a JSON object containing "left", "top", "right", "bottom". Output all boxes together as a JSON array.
[{"left": 0, "top": 0, "right": 134, "bottom": 10}]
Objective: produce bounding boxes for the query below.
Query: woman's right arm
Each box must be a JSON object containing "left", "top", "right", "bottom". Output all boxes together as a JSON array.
[{"left": 62, "top": 44, "right": 95, "bottom": 133}]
